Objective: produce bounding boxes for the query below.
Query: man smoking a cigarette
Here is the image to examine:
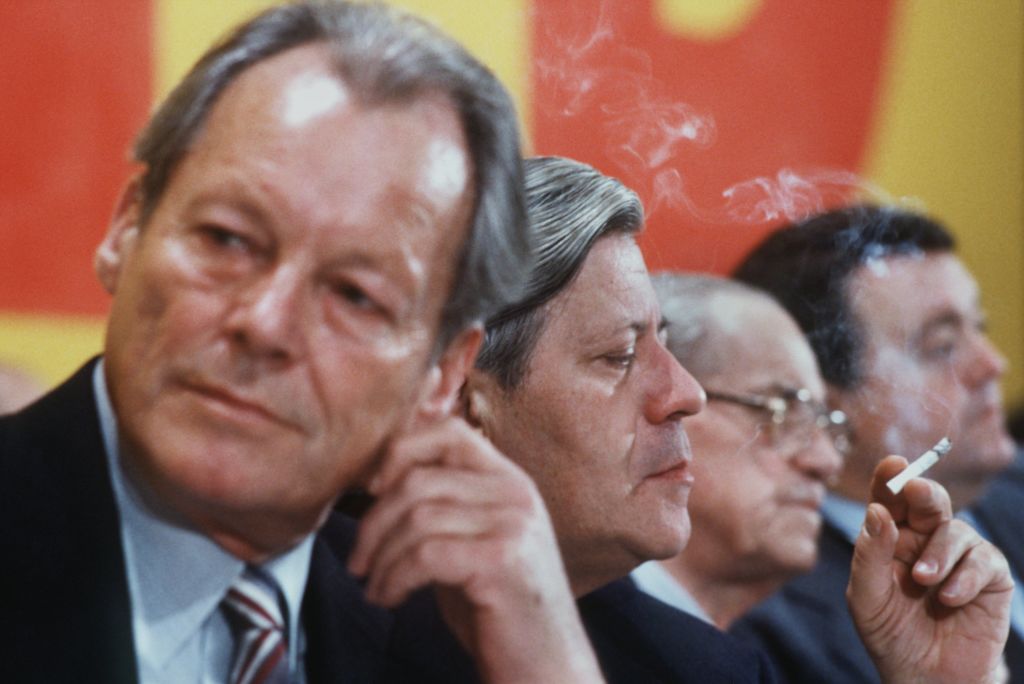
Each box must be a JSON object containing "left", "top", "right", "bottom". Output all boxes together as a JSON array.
[
  {"left": 379, "top": 159, "right": 1013, "bottom": 683},
  {"left": 634, "top": 274, "right": 1011, "bottom": 682},
  {"left": 732, "top": 206, "right": 1024, "bottom": 682}
]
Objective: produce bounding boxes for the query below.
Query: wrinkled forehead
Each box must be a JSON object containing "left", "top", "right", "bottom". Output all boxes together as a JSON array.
[
  {"left": 542, "top": 235, "right": 657, "bottom": 342},
  {"left": 846, "top": 252, "right": 979, "bottom": 344},
  {"left": 706, "top": 295, "right": 824, "bottom": 396}
]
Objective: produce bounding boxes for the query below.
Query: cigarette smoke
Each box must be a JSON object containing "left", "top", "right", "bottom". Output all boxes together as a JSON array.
[
  {"left": 533, "top": 1, "right": 714, "bottom": 219},
  {"left": 532, "top": 1, "right": 906, "bottom": 227}
]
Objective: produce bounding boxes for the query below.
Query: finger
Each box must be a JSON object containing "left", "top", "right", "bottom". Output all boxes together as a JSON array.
[
  {"left": 905, "top": 519, "right": 981, "bottom": 587},
  {"left": 869, "top": 455, "right": 910, "bottom": 521},
  {"left": 934, "top": 538, "right": 1013, "bottom": 608},
  {"left": 369, "top": 417, "right": 515, "bottom": 495},
  {"left": 367, "top": 533, "right": 512, "bottom": 607},
  {"left": 901, "top": 477, "right": 952, "bottom": 535},
  {"left": 349, "top": 466, "right": 523, "bottom": 576},
  {"left": 847, "top": 502, "right": 900, "bottom": 624},
  {"left": 364, "top": 505, "right": 524, "bottom": 604}
]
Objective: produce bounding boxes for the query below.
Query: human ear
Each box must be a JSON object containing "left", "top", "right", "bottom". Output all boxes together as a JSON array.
[
  {"left": 411, "top": 325, "right": 483, "bottom": 426},
  {"left": 462, "top": 369, "right": 505, "bottom": 437},
  {"left": 94, "top": 174, "right": 143, "bottom": 294}
]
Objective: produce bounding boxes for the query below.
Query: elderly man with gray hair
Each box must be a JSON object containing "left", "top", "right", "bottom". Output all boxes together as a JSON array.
[
  {"left": 631, "top": 274, "right": 847, "bottom": 632},
  {"left": 385, "top": 157, "right": 1015, "bottom": 684},
  {"left": 2, "top": 4, "right": 602, "bottom": 682}
]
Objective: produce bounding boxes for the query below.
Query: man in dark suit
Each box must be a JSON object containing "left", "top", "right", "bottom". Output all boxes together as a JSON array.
[
  {"left": 1, "top": 3, "right": 602, "bottom": 682},
  {"left": 732, "top": 205, "right": 1023, "bottom": 682},
  {"left": 382, "top": 158, "right": 1012, "bottom": 683}
]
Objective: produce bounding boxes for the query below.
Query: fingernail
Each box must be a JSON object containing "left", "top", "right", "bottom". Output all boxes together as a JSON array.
[
  {"left": 367, "top": 474, "right": 382, "bottom": 494},
  {"left": 865, "top": 508, "right": 882, "bottom": 537},
  {"left": 915, "top": 559, "right": 938, "bottom": 575},
  {"left": 941, "top": 579, "right": 961, "bottom": 598}
]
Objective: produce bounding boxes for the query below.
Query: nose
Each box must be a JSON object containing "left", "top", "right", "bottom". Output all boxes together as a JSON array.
[
  {"left": 645, "top": 340, "right": 705, "bottom": 424},
  {"left": 224, "top": 265, "right": 304, "bottom": 362},
  {"left": 959, "top": 330, "right": 1007, "bottom": 389},
  {"left": 789, "top": 428, "right": 844, "bottom": 485}
]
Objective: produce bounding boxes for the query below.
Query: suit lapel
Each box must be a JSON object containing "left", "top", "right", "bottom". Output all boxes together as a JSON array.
[
  {"left": 2, "top": 358, "right": 138, "bottom": 683},
  {"left": 303, "top": 513, "right": 394, "bottom": 682}
]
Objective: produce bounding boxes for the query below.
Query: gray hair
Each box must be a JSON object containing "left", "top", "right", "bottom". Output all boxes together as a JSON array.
[
  {"left": 476, "top": 156, "right": 644, "bottom": 389},
  {"left": 134, "top": 0, "right": 528, "bottom": 349},
  {"left": 651, "top": 273, "right": 777, "bottom": 381}
]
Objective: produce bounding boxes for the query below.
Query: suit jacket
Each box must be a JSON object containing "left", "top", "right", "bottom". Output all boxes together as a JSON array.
[
  {"left": 729, "top": 521, "right": 878, "bottom": 684},
  {"left": 0, "top": 360, "right": 393, "bottom": 683},
  {"left": 973, "top": 451, "right": 1024, "bottom": 680},
  {"left": 379, "top": 574, "right": 777, "bottom": 683},
  {"left": 731, "top": 465, "right": 1024, "bottom": 684}
]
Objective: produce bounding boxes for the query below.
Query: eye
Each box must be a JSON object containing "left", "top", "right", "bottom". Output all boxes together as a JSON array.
[
  {"left": 921, "top": 340, "right": 958, "bottom": 361},
  {"left": 603, "top": 347, "right": 636, "bottom": 369},
  {"left": 331, "top": 281, "right": 379, "bottom": 312},
  {"left": 200, "top": 224, "right": 249, "bottom": 251}
]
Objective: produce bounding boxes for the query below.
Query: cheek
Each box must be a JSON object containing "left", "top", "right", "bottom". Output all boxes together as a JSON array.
[{"left": 313, "top": 344, "right": 426, "bottom": 445}]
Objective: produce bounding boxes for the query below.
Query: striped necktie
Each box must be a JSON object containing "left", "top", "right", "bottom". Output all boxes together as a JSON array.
[{"left": 221, "top": 567, "right": 290, "bottom": 684}]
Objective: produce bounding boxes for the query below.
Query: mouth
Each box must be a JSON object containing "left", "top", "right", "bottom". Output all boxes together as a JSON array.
[
  {"left": 781, "top": 487, "right": 825, "bottom": 512},
  {"left": 181, "top": 380, "right": 299, "bottom": 432},
  {"left": 646, "top": 459, "right": 694, "bottom": 486}
]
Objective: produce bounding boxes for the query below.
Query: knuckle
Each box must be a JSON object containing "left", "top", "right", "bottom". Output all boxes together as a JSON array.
[{"left": 396, "top": 466, "right": 428, "bottom": 499}]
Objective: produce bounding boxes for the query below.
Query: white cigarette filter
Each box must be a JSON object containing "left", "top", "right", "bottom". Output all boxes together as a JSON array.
[{"left": 886, "top": 437, "right": 953, "bottom": 494}]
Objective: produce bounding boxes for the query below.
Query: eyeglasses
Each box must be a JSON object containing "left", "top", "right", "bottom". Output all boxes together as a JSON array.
[{"left": 705, "top": 387, "right": 851, "bottom": 456}]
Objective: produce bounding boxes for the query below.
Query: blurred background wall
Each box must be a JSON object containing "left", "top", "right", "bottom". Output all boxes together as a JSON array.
[{"left": 1, "top": 0, "right": 1021, "bottom": 409}]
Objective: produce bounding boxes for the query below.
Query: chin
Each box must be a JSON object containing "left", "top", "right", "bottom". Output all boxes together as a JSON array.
[{"left": 641, "top": 517, "right": 692, "bottom": 561}]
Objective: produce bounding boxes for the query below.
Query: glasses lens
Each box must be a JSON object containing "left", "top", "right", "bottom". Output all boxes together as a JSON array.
[{"left": 776, "top": 394, "right": 848, "bottom": 456}]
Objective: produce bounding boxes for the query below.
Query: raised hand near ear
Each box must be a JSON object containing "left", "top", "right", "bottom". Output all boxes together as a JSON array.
[
  {"left": 847, "top": 455, "right": 1013, "bottom": 684},
  {"left": 348, "top": 417, "right": 604, "bottom": 683}
]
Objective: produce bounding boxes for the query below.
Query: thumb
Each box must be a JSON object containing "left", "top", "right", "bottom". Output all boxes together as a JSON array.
[{"left": 847, "top": 503, "right": 899, "bottom": 623}]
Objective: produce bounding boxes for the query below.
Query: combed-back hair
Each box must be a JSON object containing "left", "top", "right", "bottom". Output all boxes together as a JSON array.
[
  {"left": 476, "top": 156, "right": 644, "bottom": 389},
  {"left": 133, "top": 0, "right": 529, "bottom": 349},
  {"left": 733, "top": 204, "right": 955, "bottom": 389}
]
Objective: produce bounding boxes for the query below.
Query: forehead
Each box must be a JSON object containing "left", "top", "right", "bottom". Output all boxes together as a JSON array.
[
  {"left": 197, "top": 44, "right": 471, "bottom": 215},
  {"left": 846, "top": 253, "right": 979, "bottom": 342},
  {"left": 707, "top": 294, "right": 824, "bottom": 394},
  {"left": 162, "top": 44, "right": 474, "bottom": 303},
  {"left": 540, "top": 235, "right": 654, "bottom": 344}
]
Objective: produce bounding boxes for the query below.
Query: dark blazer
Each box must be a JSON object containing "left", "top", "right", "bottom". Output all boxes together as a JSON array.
[
  {"left": 729, "top": 521, "right": 878, "bottom": 684},
  {"left": 380, "top": 574, "right": 777, "bottom": 683},
  {"left": 0, "top": 360, "right": 393, "bottom": 683},
  {"left": 731, "top": 469, "right": 1024, "bottom": 684},
  {"left": 973, "top": 452, "right": 1024, "bottom": 680}
]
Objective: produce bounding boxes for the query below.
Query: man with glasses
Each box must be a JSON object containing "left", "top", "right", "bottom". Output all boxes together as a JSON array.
[
  {"left": 631, "top": 274, "right": 850, "bottom": 630},
  {"left": 386, "top": 161, "right": 1014, "bottom": 683},
  {"left": 731, "top": 205, "right": 1023, "bottom": 682}
]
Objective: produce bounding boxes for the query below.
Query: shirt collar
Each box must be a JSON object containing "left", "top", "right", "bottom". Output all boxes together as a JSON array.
[
  {"left": 93, "top": 360, "right": 314, "bottom": 671},
  {"left": 820, "top": 492, "right": 866, "bottom": 545},
  {"left": 630, "top": 560, "right": 714, "bottom": 624}
]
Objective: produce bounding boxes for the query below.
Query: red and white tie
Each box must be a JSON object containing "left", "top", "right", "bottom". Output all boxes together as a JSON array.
[{"left": 222, "top": 568, "right": 290, "bottom": 684}]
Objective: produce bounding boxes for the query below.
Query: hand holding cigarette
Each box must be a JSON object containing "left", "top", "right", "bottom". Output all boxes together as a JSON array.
[{"left": 846, "top": 455, "right": 1013, "bottom": 684}]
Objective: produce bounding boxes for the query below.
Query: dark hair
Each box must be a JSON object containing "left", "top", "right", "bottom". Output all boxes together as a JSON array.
[
  {"left": 476, "top": 156, "right": 644, "bottom": 389},
  {"left": 134, "top": 0, "right": 528, "bottom": 348},
  {"left": 733, "top": 204, "right": 955, "bottom": 388}
]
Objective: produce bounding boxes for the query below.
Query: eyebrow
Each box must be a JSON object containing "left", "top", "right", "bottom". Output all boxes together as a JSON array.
[
  {"left": 915, "top": 311, "right": 964, "bottom": 340},
  {"left": 183, "top": 185, "right": 269, "bottom": 226},
  {"left": 576, "top": 319, "right": 653, "bottom": 348}
]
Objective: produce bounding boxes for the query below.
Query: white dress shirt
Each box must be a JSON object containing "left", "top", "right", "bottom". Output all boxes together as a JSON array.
[
  {"left": 631, "top": 560, "right": 714, "bottom": 624},
  {"left": 93, "top": 361, "right": 315, "bottom": 683}
]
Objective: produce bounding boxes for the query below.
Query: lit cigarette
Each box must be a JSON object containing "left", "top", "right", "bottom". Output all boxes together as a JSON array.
[{"left": 886, "top": 438, "right": 952, "bottom": 494}]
